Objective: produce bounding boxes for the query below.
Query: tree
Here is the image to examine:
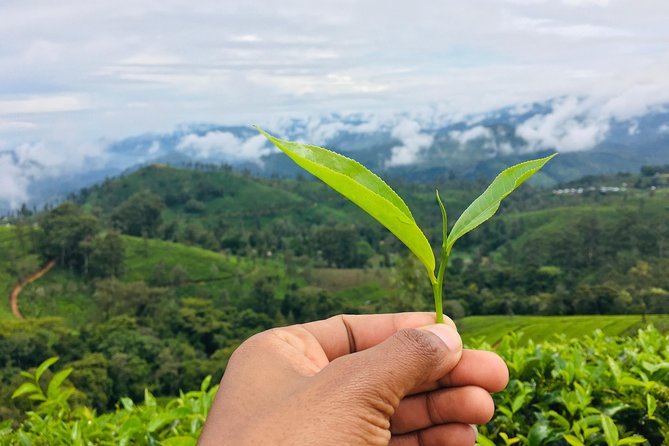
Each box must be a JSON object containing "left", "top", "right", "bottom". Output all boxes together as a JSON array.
[
  {"left": 110, "top": 191, "right": 164, "bottom": 237},
  {"left": 93, "top": 279, "right": 167, "bottom": 321},
  {"left": 37, "top": 202, "right": 100, "bottom": 271},
  {"left": 80, "top": 231, "right": 125, "bottom": 278}
]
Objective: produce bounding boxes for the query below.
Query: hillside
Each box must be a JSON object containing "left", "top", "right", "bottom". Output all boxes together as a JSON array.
[{"left": 75, "top": 164, "right": 669, "bottom": 291}]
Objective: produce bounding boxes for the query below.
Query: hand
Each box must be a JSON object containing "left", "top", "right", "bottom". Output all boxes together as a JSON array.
[{"left": 198, "top": 313, "right": 508, "bottom": 446}]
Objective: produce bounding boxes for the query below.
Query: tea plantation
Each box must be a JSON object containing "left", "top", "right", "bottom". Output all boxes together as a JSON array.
[{"left": 2, "top": 326, "right": 667, "bottom": 445}]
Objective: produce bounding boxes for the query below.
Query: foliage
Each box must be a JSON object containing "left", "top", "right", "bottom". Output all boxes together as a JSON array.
[
  {"left": 37, "top": 202, "right": 100, "bottom": 271},
  {"left": 475, "top": 326, "right": 668, "bottom": 445},
  {"left": 2, "top": 357, "right": 215, "bottom": 445},
  {"left": 111, "top": 190, "right": 165, "bottom": 237},
  {"left": 2, "top": 329, "right": 668, "bottom": 445}
]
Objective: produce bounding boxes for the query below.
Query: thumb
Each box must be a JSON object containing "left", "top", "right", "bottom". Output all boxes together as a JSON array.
[{"left": 322, "top": 324, "right": 463, "bottom": 406}]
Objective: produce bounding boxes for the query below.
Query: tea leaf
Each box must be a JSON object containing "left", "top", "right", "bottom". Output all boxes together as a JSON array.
[
  {"left": 35, "top": 357, "right": 59, "bottom": 382},
  {"left": 446, "top": 154, "right": 556, "bottom": 254},
  {"left": 11, "top": 382, "right": 40, "bottom": 399},
  {"left": 258, "top": 128, "right": 435, "bottom": 280},
  {"left": 47, "top": 368, "right": 73, "bottom": 399},
  {"left": 601, "top": 415, "right": 619, "bottom": 446}
]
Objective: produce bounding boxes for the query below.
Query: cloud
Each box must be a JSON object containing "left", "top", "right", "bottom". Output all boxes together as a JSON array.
[
  {"left": 510, "top": 16, "right": 630, "bottom": 39},
  {"left": 387, "top": 120, "right": 433, "bottom": 166},
  {"left": 0, "top": 120, "right": 36, "bottom": 130},
  {"left": 301, "top": 115, "right": 385, "bottom": 145},
  {"left": 0, "top": 138, "right": 107, "bottom": 209},
  {"left": 147, "top": 141, "right": 160, "bottom": 155},
  {"left": 516, "top": 97, "right": 610, "bottom": 152},
  {"left": 449, "top": 126, "right": 494, "bottom": 146},
  {"left": 0, "top": 96, "right": 88, "bottom": 115},
  {"left": 0, "top": 153, "right": 29, "bottom": 209},
  {"left": 176, "top": 132, "right": 272, "bottom": 163},
  {"left": 230, "top": 34, "right": 262, "bottom": 43}
]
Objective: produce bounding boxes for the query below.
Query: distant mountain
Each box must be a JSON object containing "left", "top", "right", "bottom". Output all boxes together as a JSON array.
[{"left": 2, "top": 97, "right": 668, "bottom": 215}]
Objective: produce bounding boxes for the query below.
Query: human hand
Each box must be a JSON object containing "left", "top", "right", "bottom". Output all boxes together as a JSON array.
[{"left": 198, "top": 313, "right": 508, "bottom": 446}]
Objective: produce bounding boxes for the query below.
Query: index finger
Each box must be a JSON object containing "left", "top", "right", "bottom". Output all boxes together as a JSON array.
[{"left": 300, "top": 312, "right": 456, "bottom": 361}]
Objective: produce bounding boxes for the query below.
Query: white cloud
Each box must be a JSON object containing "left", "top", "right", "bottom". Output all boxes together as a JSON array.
[
  {"left": 516, "top": 97, "right": 610, "bottom": 152},
  {"left": 147, "top": 141, "right": 160, "bottom": 155},
  {"left": 176, "top": 132, "right": 272, "bottom": 163},
  {"left": 510, "top": 16, "right": 630, "bottom": 39},
  {"left": 387, "top": 120, "right": 433, "bottom": 166},
  {"left": 0, "top": 120, "right": 36, "bottom": 130},
  {"left": 120, "top": 52, "right": 182, "bottom": 66},
  {"left": 0, "top": 96, "right": 87, "bottom": 115},
  {"left": 449, "top": 126, "right": 494, "bottom": 146},
  {"left": 599, "top": 86, "right": 669, "bottom": 121},
  {"left": 658, "top": 124, "right": 669, "bottom": 134},
  {"left": 0, "top": 153, "right": 30, "bottom": 208},
  {"left": 230, "top": 34, "right": 262, "bottom": 43},
  {"left": 301, "top": 115, "right": 385, "bottom": 145},
  {"left": 0, "top": 138, "right": 107, "bottom": 209},
  {"left": 563, "top": 0, "right": 610, "bottom": 6}
]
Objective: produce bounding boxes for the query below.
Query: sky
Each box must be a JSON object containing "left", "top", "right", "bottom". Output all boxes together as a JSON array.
[{"left": 1, "top": 0, "right": 669, "bottom": 207}]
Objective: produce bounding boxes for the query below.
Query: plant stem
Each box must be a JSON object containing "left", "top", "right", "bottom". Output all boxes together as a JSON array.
[
  {"left": 432, "top": 281, "right": 444, "bottom": 324},
  {"left": 433, "top": 250, "right": 449, "bottom": 324},
  {"left": 434, "top": 190, "right": 449, "bottom": 324}
]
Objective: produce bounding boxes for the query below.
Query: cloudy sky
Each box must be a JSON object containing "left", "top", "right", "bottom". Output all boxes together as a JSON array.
[{"left": 1, "top": 0, "right": 669, "bottom": 207}]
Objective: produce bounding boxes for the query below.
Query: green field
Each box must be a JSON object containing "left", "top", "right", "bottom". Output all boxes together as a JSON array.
[{"left": 458, "top": 314, "right": 669, "bottom": 345}]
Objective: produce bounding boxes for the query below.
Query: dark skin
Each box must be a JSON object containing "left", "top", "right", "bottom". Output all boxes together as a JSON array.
[{"left": 199, "top": 312, "right": 509, "bottom": 445}]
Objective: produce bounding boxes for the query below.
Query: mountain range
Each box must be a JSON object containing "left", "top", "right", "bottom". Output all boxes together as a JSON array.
[{"left": 2, "top": 96, "right": 668, "bottom": 215}]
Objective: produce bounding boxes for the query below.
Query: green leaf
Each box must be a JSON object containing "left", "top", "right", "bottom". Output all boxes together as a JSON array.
[
  {"left": 528, "top": 421, "right": 551, "bottom": 446},
  {"left": 601, "top": 415, "right": 619, "bottom": 446},
  {"left": 161, "top": 436, "right": 197, "bottom": 446},
  {"left": 35, "top": 357, "right": 59, "bottom": 382},
  {"left": 200, "top": 375, "right": 212, "bottom": 392},
  {"left": 120, "top": 397, "right": 135, "bottom": 411},
  {"left": 145, "top": 388, "right": 157, "bottom": 407},
  {"left": 11, "top": 382, "right": 40, "bottom": 399},
  {"left": 436, "top": 190, "right": 447, "bottom": 249},
  {"left": 47, "top": 368, "right": 73, "bottom": 399},
  {"left": 259, "top": 128, "right": 436, "bottom": 280},
  {"left": 646, "top": 393, "right": 656, "bottom": 418},
  {"left": 446, "top": 154, "right": 556, "bottom": 254},
  {"left": 148, "top": 413, "right": 175, "bottom": 432},
  {"left": 563, "top": 435, "right": 585, "bottom": 446},
  {"left": 475, "top": 433, "right": 496, "bottom": 446},
  {"left": 618, "top": 436, "right": 647, "bottom": 444}
]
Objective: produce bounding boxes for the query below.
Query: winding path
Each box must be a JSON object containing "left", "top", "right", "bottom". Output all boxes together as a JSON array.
[{"left": 9, "top": 259, "right": 56, "bottom": 319}]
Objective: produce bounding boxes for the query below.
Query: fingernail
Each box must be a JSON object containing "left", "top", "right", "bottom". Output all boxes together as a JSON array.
[
  {"left": 422, "top": 324, "right": 462, "bottom": 351},
  {"left": 470, "top": 424, "right": 478, "bottom": 437}
]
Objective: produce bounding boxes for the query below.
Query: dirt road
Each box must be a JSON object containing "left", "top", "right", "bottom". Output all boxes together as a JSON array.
[{"left": 9, "top": 259, "right": 56, "bottom": 319}]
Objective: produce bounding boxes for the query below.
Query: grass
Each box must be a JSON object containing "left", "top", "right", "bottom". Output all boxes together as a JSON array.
[{"left": 458, "top": 314, "right": 669, "bottom": 346}]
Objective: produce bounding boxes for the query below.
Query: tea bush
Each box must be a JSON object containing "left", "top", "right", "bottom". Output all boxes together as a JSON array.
[{"left": 2, "top": 327, "right": 667, "bottom": 445}]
